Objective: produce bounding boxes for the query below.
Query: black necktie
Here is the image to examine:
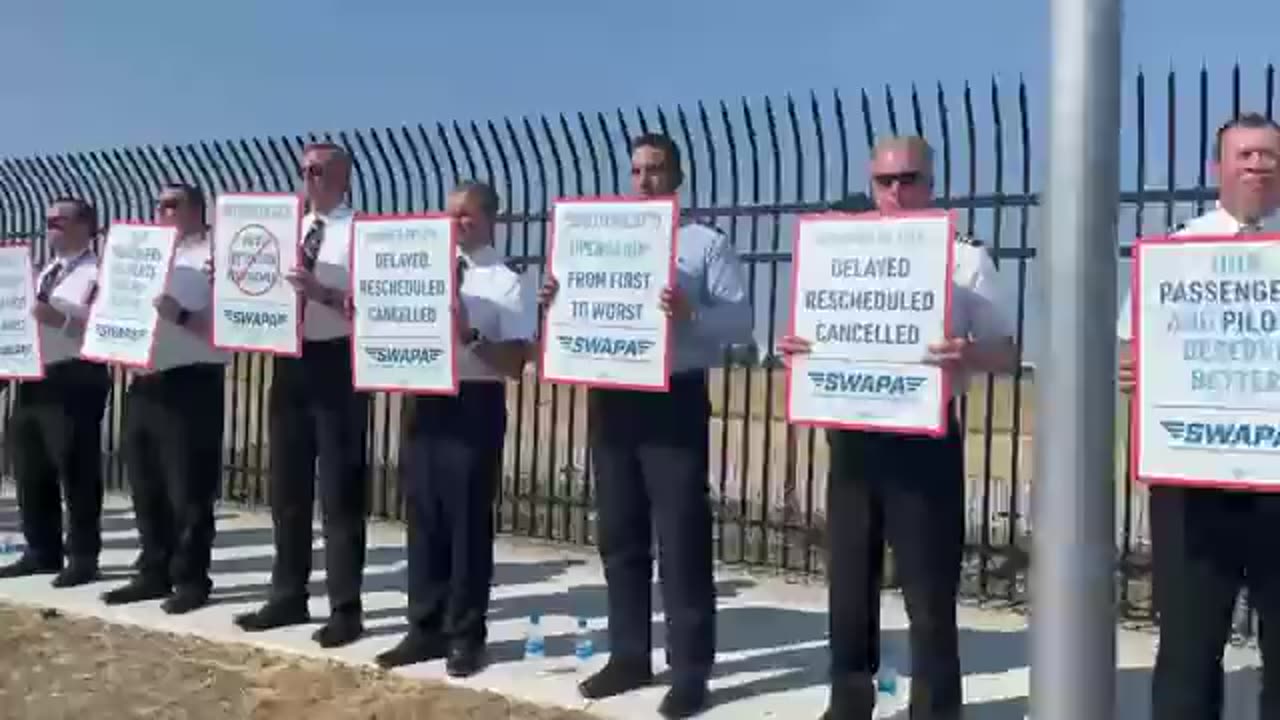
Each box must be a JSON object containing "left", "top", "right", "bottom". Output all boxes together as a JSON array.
[
  {"left": 1239, "top": 222, "right": 1263, "bottom": 236},
  {"left": 456, "top": 255, "right": 469, "bottom": 291},
  {"left": 301, "top": 218, "right": 325, "bottom": 271},
  {"left": 36, "top": 262, "right": 63, "bottom": 303}
]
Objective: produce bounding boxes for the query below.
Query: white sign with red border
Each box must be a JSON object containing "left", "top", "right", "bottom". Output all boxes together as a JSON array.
[
  {"left": 785, "top": 210, "right": 954, "bottom": 436},
  {"left": 1132, "top": 233, "right": 1280, "bottom": 490},
  {"left": 349, "top": 213, "right": 459, "bottom": 394},
  {"left": 211, "top": 193, "right": 303, "bottom": 356},
  {"left": 539, "top": 196, "right": 678, "bottom": 392},
  {"left": 0, "top": 243, "right": 43, "bottom": 380},
  {"left": 80, "top": 223, "right": 177, "bottom": 369}
]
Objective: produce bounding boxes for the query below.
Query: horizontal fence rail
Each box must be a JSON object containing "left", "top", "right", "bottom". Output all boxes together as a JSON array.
[{"left": 1, "top": 64, "right": 1275, "bottom": 639}]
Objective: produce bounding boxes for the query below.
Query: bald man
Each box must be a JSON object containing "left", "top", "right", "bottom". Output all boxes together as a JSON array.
[
  {"left": 780, "top": 136, "right": 1017, "bottom": 720},
  {"left": 233, "top": 143, "right": 369, "bottom": 649}
]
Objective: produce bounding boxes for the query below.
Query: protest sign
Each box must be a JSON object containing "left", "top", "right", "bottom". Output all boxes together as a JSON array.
[
  {"left": 211, "top": 193, "right": 302, "bottom": 355},
  {"left": 786, "top": 210, "right": 953, "bottom": 435},
  {"left": 1133, "top": 234, "right": 1280, "bottom": 490},
  {"left": 80, "top": 223, "right": 177, "bottom": 368},
  {"left": 350, "top": 214, "right": 458, "bottom": 393},
  {"left": 0, "top": 244, "right": 43, "bottom": 380},
  {"left": 540, "top": 197, "right": 677, "bottom": 391}
]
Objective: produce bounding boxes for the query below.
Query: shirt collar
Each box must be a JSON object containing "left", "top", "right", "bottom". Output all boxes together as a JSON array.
[
  {"left": 179, "top": 228, "right": 208, "bottom": 245},
  {"left": 1213, "top": 202, "right": 1280, "bottom": 231},
  {"left": 310, "top": 204, "right": 353, "bottom": 224},
  {"left": 458, "top": 243, "right": 501, "bottom": 268}
]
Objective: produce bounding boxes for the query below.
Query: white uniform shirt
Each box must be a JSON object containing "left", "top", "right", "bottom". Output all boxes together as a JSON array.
[
  {"left": 301, "top": 205, "right": 354, "bottom": 341},
  {"left": 949, "top": 237, "right": 1016, "bottom": 394},
  {"left": 1116, "top": 205, "right": 1280, "bottom": 341},
  {"left": 457, "top": 244, "right": 537, "bottom": 382},
  {"left": 136, "top": 232, "right": 230, "bottom": 375},
  {"left": 37, "top": 249, "right": 98, "bottom": 366}
]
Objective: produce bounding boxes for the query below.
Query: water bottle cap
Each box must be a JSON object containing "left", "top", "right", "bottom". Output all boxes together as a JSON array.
[
  {"left": 578, "top": 617, "right": 588, "bottom": 627},
  {"left": 530, "top": 613, "right": 541, "bottom": 623}
]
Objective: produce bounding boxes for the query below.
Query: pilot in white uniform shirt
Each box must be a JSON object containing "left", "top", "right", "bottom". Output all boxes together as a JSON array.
[
  {"left": 2, "top": 199, "right": 113, "bottom": 589},
  {"left": 139, "top": 233, "right": 229, "bottom": 374},
  {"left": 376, "top": 181, "right": 536, "bottom": 678},
  {"left": 301, "top": 205, "right": 355, "bottom": 341},
  {"left": 38, "top": 249, "right": 97, "bottom": 366},
  {"left": 949, "top": 235, "right": 1018, "bottom": 394},
  {"left": 103, "top": 221, "right": 229, "bottom": 614},
  {"left": 456, "top": 243, "right": 538, "bottom": 380}
]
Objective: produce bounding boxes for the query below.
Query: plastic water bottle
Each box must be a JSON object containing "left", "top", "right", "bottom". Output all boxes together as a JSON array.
[
  {"left": 874, "top": 657, "right": 907, "bottom": 718},
  {"left": 524, "top": 613, "right": 546, "bottom": 661},
  {"left": 0, "top": 534, "right": 24, "bottom": 558},
  {"left": 573, "top": 617, "right": 595, "bottom": 665}
]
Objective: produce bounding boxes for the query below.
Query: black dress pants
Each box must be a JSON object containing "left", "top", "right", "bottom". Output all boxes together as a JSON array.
[
  {"left": 589, "top": 371, "right": 716, "bottom": 682},
  {"left": 1149, "top": 485, "right": 1280, "bottom": 720},
  {"left": 402, "top": 381, "right": 507, "bottom": 647},
  {"left": 123, "top": 363, "right": 225, "bottom": 593},
  {"left": 826, "top": 415, "right": 965, "bottom": 720},
  {"left": 9, "top": 359, "right": 110, "bottom": 565},
  {"left": 267, "top": 337, "right": 368, "bottom": 614}
]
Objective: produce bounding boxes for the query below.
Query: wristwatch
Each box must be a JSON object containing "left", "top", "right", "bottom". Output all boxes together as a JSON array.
[
  {"left": 465, "top": 328, "right": 483, "bottom": 349},
  {"left": 175, "top": 309, "right": 191, "bottom": 327}
]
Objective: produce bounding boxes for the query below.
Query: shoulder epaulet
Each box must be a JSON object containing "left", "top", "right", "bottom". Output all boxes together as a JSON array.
[
  {"left": 1169, "top": 220, "right": 1188, "bottom": 234},
  {"left": 955, "top": 233, "right": 983, "bottom": 248},
  {"left": 504, "top": 259, "right": 527, "bottom": 275}
]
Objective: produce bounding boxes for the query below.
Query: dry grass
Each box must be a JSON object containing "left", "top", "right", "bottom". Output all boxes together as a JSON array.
[{"left": 0, "top": 602, "right": 597, "bottom": 720}]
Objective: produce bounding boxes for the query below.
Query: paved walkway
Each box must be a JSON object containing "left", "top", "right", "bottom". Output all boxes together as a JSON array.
[{"left": 0, "top": 491, "right": 1264, "bottom": 719}]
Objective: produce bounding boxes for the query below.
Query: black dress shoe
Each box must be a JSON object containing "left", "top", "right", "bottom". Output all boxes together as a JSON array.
[
  {"left": 0, "top": 554, "right": 61, "bottom": 578},
  {"left": 578, "top": 659, "right": 654, "bottom": 700},
  {"left": 102, "top": 578, "right": 171, "bottom": 605},
  {"left": 52, "top": 561, "right": 99, "bottom": 588},
  {"left": 445, "top": 644, "right": 487, "bottom": 678},
  {"left": 658, "top": 681, "right": 709, "bottom": 719},
  {"left": 161, "top": 588, "right": 209, "bottom": 615},
  {"left": 375, "top": 633, "right": 448, "bottom": 669},
  {"left": 234, "top": 601, "right": 310, "bottom": 632},
  {"left": 313, "top": 612, "right": 363, "bottom": 648}
]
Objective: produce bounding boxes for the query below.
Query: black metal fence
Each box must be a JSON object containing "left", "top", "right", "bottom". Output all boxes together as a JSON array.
[{"left": 1, "top": 64, "right": 1275, "bottom": 634}]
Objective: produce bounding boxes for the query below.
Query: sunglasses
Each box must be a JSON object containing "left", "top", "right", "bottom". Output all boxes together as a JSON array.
[
  {"left": 156, "top": 198, "right": 183, "bottom": 210},
  {"left": 873, "top": 171, "right": 924, "bottom": 188},
  {"left": 301, "top": 165, "right": 325, "bottom": 179},
  {"left": 45, "top": 217, "right": 72, "bottom": 230}
]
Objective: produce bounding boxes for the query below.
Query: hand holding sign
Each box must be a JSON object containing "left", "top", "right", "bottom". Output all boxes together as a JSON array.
[
  {"left": 537, "top": 274, "right": 560, "bottom": 307},
  {"left": 286, "top": 266, "right": 325, "bottom": 301},
  {"left": 776, "top": 334, "right": 814, "bottom": 367},
  {"left": 659, "top": 285, "right": 693, "bottom": 321},
  {"left": 32, "top": 300, "right": 63, "bottom": 327},
  {"left": 923, "top": 336, "right": 974, "bottom": 370}
]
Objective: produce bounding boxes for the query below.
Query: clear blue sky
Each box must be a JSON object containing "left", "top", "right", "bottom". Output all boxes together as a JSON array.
[
  {"left": 2, "top": 0, "right": 1278, "bottom": 158},
  {"left": 3, "top": 0, "right": 1278, "bottom": 361}
]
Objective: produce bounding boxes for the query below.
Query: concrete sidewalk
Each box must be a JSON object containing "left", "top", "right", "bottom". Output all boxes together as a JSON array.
[{"left": 0, "top": 492, "right": 1263, "bottom": 719}]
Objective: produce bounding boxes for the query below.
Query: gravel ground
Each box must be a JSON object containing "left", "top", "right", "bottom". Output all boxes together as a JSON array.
[{"left": 0, "top": 602, "right": 597, "bottom": 720}]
